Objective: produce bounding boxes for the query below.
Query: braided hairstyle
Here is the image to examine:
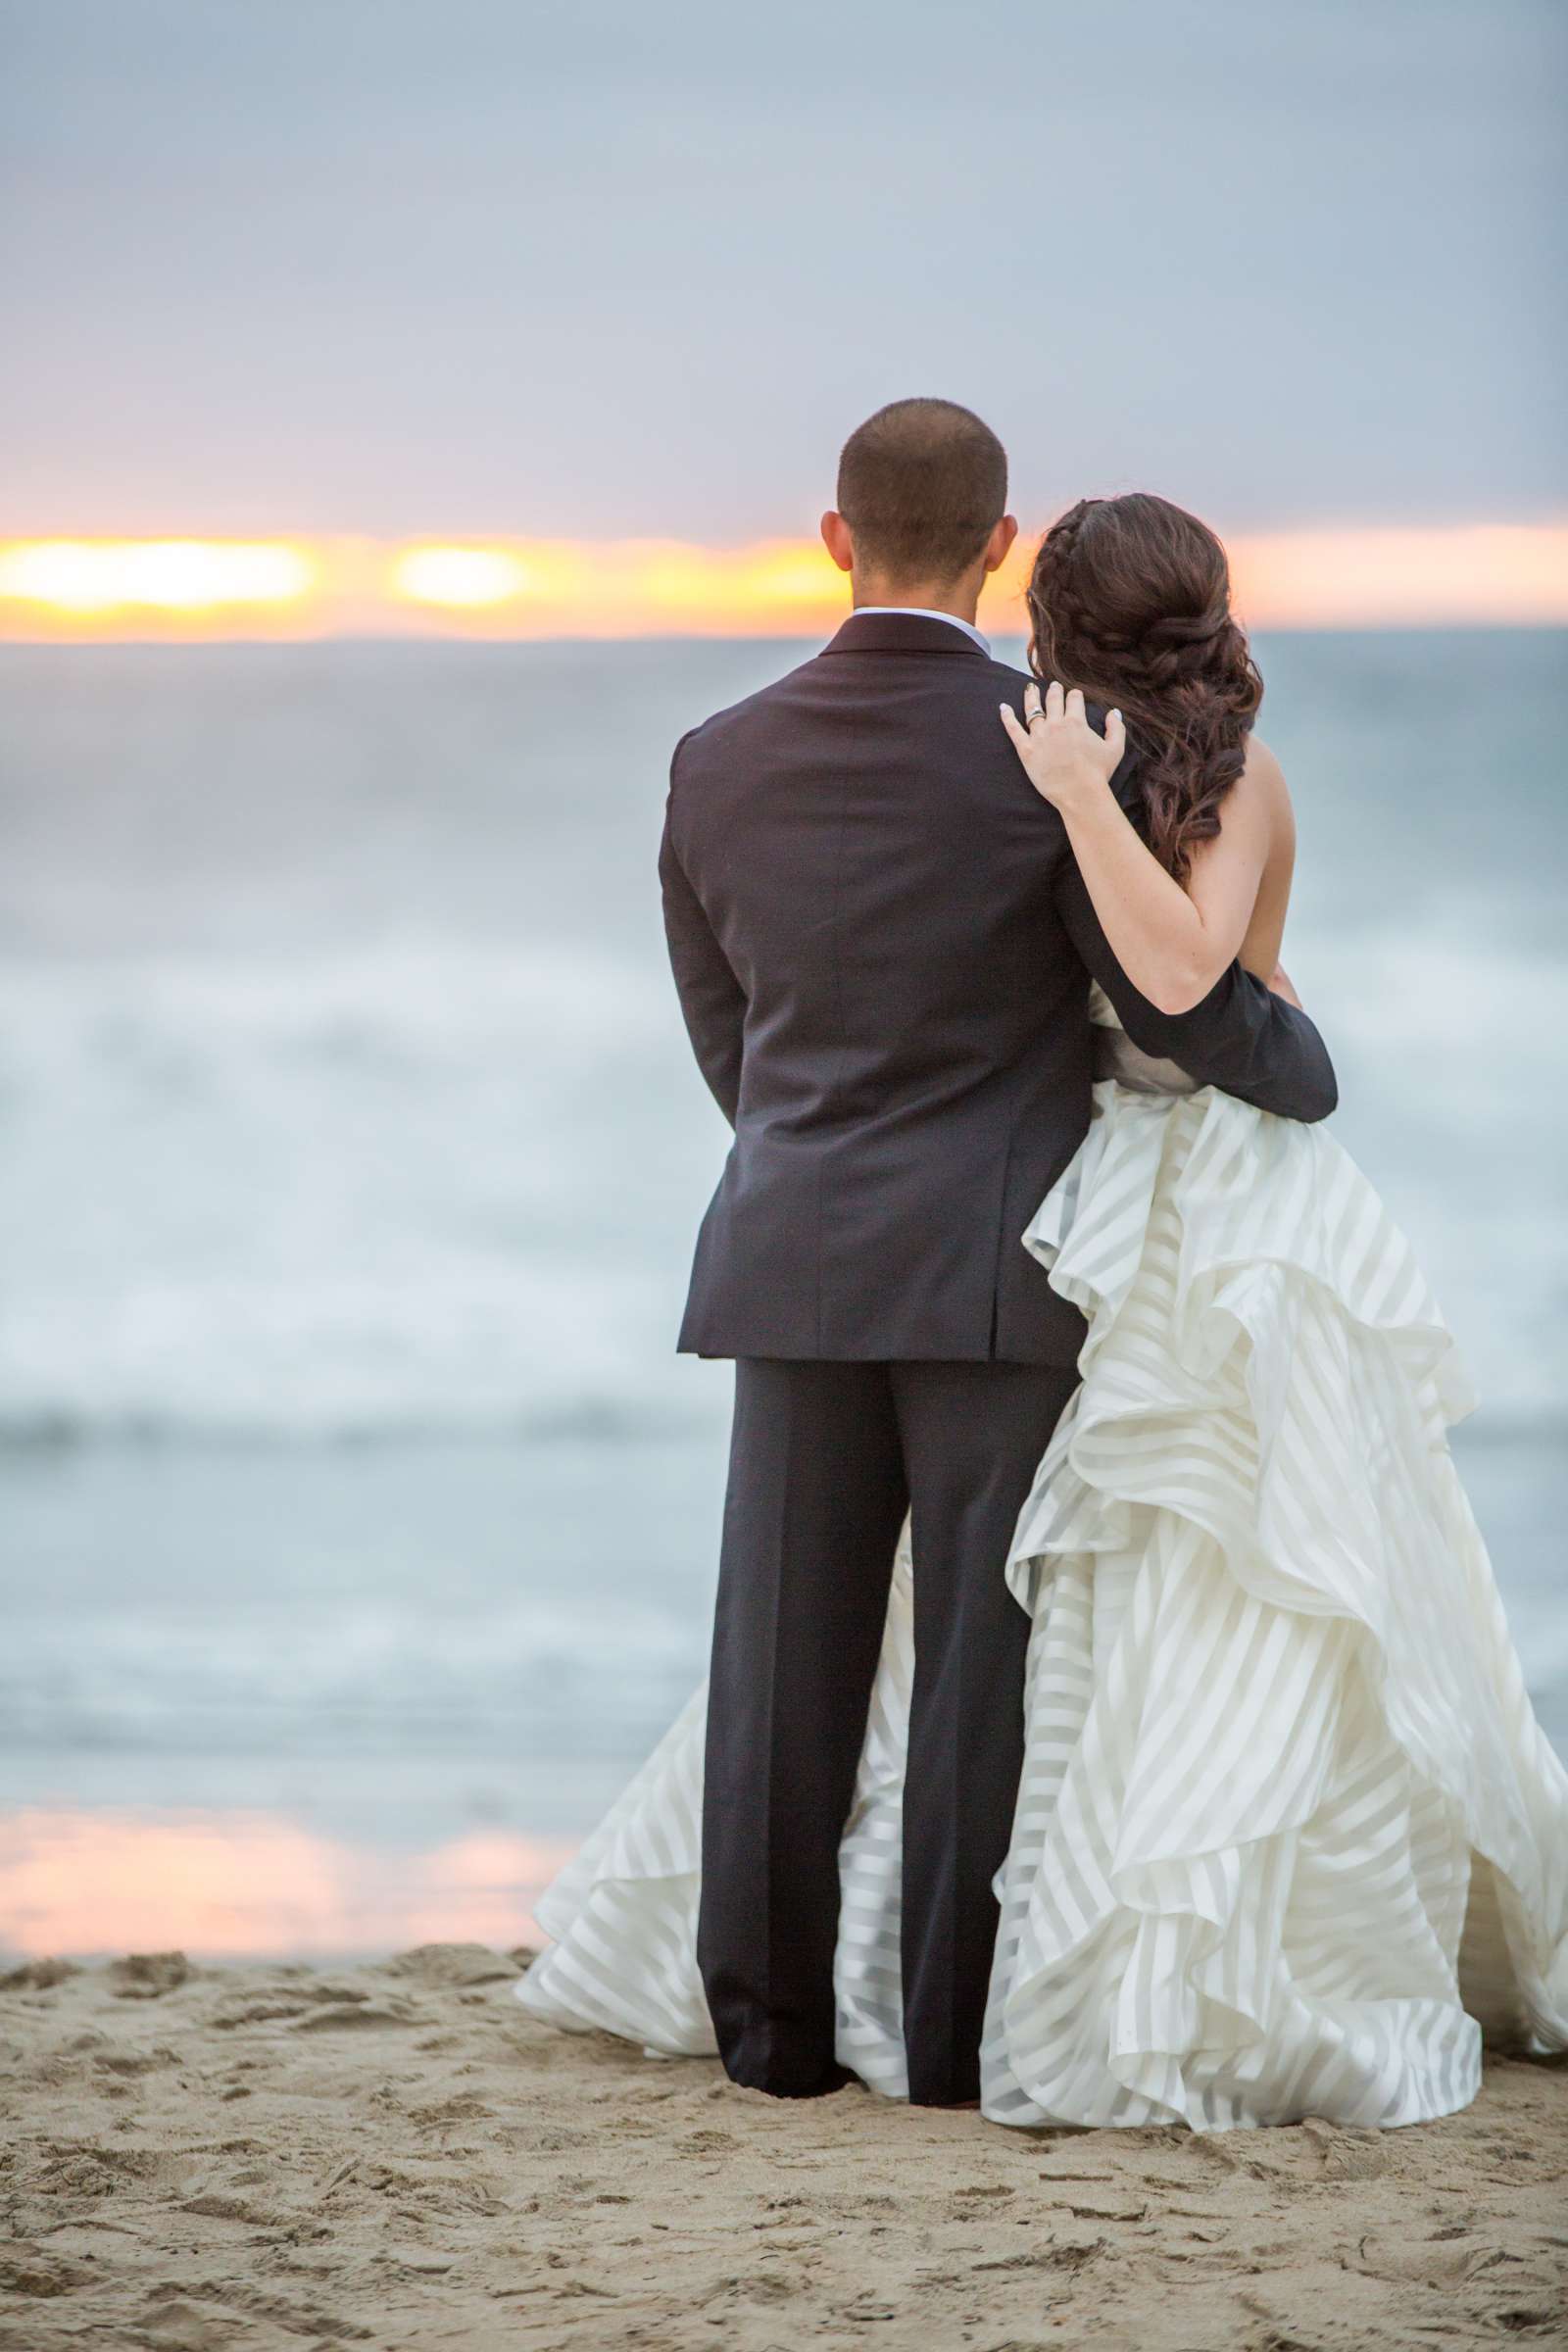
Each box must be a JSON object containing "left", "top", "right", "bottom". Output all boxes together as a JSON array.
[{"left": 1025, "top": 493, "right": 1262, "bottom": 883}]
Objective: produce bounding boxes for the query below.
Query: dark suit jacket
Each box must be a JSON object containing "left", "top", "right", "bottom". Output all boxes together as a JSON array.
[{"left": 659, "top": 610, "right": 1337, "bottom": 1365}]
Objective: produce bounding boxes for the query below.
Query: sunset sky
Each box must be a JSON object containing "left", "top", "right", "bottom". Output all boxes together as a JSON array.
[{"left": 1, "top": 0, "right": 1562, "bottom": 635}]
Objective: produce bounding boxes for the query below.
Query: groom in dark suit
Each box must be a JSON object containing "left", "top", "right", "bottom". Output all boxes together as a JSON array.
[{"left": 660, "top": 399, "right": 1337, "bottom": 2108}]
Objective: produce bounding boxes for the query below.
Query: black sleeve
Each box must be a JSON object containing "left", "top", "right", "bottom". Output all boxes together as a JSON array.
[
  {"left": 659, "top": 762, "right": 746, "bottom": 1128},
  {"left": 1052, "top": 760, "right": 1339, "bottom": 1125}
]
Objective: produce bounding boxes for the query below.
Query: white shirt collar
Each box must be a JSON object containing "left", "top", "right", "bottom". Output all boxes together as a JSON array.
[{"left": 852, "top": 605, "right": 991, "bottom": 656}]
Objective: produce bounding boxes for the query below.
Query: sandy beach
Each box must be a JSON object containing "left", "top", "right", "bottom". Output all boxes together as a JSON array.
[{"left": 0, "top": 1944, "right": 1563, "bottom": 2351}]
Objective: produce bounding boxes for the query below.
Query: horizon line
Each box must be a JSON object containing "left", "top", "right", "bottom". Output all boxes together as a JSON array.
[{"left": 3, "top": 621, "right": 1564, "bottom": 658}]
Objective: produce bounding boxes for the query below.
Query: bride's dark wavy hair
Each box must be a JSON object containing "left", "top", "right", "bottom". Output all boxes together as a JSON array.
[{"left": 1024, "top": 492, "right": 1262, "bottom": 883}]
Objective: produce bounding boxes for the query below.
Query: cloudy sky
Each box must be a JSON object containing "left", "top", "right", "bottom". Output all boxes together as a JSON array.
[{"left": 1, "top": 0, "right": 1562, "bottom": 544}]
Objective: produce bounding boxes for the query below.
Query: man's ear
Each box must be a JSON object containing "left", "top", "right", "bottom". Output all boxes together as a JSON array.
[
  {"left": 820, "top": 511, "right": 856, "bottom": 575},
  {"left": 984, "top": 514, "right": 1020, "bottom": 576}
]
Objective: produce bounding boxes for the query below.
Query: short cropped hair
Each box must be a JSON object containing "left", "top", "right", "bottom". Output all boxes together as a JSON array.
[{"left": 836, "top": 399, "right": 1008, "bottom": 585}]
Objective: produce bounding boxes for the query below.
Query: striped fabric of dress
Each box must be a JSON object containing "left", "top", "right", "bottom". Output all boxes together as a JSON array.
[{"left": 516, "top": 997, "right": 1568, "bottom": 2132}]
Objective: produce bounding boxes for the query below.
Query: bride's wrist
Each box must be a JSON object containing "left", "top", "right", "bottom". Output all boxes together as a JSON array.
[{"left": 1053, "top": 766, "right": 1114, "bottom": 824}]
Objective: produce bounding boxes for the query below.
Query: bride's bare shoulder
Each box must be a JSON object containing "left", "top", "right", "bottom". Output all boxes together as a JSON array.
[
  {"left": 1238, "top": 732, "right": 1289, "bottom": 796},
  {"left": 1236, "top": 734, "right": 1296, "bottom": 852}
]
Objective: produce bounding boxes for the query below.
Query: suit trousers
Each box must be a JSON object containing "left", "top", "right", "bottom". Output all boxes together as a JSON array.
[{"left": 696, "top": 1355, "right": 1080, "bottom": 2106}]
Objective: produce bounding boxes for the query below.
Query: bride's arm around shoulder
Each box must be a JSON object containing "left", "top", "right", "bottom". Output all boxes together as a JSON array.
[
  {"left": 1002, "top": 682, "right": 1286, "bottom": 1013},
  {"left": 1001, "top": 684, "right": 1335, "bottom": 1121}
]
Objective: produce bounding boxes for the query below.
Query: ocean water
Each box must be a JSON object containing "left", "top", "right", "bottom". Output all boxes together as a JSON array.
[{"left": 1, "top": 632, "right": 1564, "bottom": 1957}]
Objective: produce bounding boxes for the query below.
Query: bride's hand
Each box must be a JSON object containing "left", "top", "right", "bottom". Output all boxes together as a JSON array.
[{"left": 1000, "top": 680, "right": 1126, "bottom": 813}]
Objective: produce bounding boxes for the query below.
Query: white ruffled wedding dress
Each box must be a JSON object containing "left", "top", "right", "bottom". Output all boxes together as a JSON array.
[{"left": 516, "top": 988, "right": 1568, "bottom": 2131}]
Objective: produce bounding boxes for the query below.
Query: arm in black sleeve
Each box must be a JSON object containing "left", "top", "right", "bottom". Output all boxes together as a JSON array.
[
  {"left": 1054, "top": 852, "right": 1339, "bottom": 1125},
  {"left": 659, "top": 781, "right": 746, "bottom": 1127}
]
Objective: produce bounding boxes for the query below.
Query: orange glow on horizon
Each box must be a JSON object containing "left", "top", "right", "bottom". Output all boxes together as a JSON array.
[
  {"left": 390, "top": 543, "right": 535, "bottom": 609},
  {"left": 1, "top": 521, "right": 1563, "bottom": 641},
  {"left": 1227, "top": 523, "right": 1568, "bottom": 629},
  {"left": 0, "top": 538, "right": 319, "bottom": 630},
  {"left": 0, "top": 1805, "right": 575, "bottom": 1958}
]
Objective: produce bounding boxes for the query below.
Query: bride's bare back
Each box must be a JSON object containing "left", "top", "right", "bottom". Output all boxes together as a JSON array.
[{"left": 1190, "top": 734, "right": 1296, "bottom": 987}]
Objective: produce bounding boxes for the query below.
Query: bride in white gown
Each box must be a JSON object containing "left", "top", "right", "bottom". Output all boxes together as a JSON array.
[{"left": 517, "top": 496, "right": 1568, "bottom": 2132}]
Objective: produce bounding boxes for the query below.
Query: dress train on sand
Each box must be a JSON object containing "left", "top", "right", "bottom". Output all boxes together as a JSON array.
[{"left": 516, "top": 994, "right": 1568, "bottom": 2130}]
